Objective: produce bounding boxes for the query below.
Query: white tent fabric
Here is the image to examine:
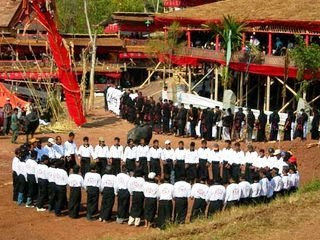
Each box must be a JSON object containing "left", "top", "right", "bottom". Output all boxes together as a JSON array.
[{"left": 106, "top": 87, "right": 124, "bottom": 115}]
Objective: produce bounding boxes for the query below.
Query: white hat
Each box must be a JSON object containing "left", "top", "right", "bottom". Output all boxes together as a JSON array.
[
  {"left": 48, "top": 138, "right": 56, "bottom": 145},
  {"left": 165, "top": 140, "right": 171, "bottom": 145},
  {"left": 274, "top": 149, "right": 281, "bottom": 155},
  {"left": 148, "top": 172, "right": 156, "bottom": 180}
]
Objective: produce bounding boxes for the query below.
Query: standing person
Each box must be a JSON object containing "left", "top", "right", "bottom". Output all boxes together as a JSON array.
[
  {"left": 35, "top": 155, "right": 49, "bottom": 212},
  {"left": 256, "top": 110, "right": 267, "bottom": 142},
  {"left": 161, "top": 140, "right": 175, "bottom": 184},
  {"left": 162, "top": 86, "right": 169, "bottom": 102},
  {"left": 238, "top": 175, "right": 251, "bottom": 205},
  {"left": 10, "top": 108, "right": 19, "bottom": 144},
  {"left": 206, "top": 180, "right": 225, "bottom": 217},
  {"left": 147, "top": 140, "right": 162, "bottom": 177},
  {"left": 205, "top": 107, "right": 214, "bottom": 141},
  {"left": 54, "top": 136, "right": 65, "bottom": 160},
  {"left": 136, "top": 138, "right": 149, "bottom": 177},
  {"left": 220, "top": 141, "right": 233, "bottom": 185},
  {"left": 124, "top": 139, "right": 137, "bottom": 173},
  {"left": 115, "top": 166, "right": 131, "bottom": 224},
  {"left": 311, "top": 108, "right": 320, "bottom": 140},
  {"left": 190, "top": 179, "right": 209, "bottom": 221},
  {"left": 259, "top": 169, "right": 271, "bottom": 203},
  {"left": 143, "top": 172, "right": 159, "bottom": 228},
  {"left": 269, "top": 110, "right": 280, "bottom": 141},
  {"left": 250, "top": 173, "right": 262, "bottom": 205},
  {"left": 162, "top": 99, "right": 171, "bottom": 134},
  {"left": 244, "top": 145, "right": 258, "bottom": 183},
  {"left": 231, "top": 142, "right": 244, "bottom": 183},
  {"left": 94, "top": 137, "right": 109, "bottom": 175},
  {"left": 177, "top": 104, "right": 187, "bottom": 137},
  {"left": 187, "top": 104, "right": 197, "bottom": 138},
  {"left": 25, "top": 151, "right": 38, "bottom": 207},
  {"left": 128, "top": 167, "right": 145, "bottom": 227},
  {"left": 53, "top": 159, "right": 68, "bottom": 216},
  {"left": 173, "top": 177, "right": 191, "bottom": 224},
  {"left": 234, "top": 108, "right": 245, "bottom": 140},
  {"left": 284, "top": 111, "right": 294, "bottom": 141},
  {"left": 214, "top": 106, "right": 222, "bottom": 140},
  {"left": 12, "top": 148, "right": 21, "bottom": 202},
  {"left": 185, "top": 142, "right": 199, "bottom": 183},
  {"left": 17, "top": 156, "right": 27, "bottom": 205},
  {"left": 3, "top": 98, "right": 13, "bottom": 135},
  {"left": 35, "top": 140, "right": 45, "bottom": 162},
  {"left": 157, "top": 175, "right": 174, "bottom": 229},
  {"left": 270, "top": 168, "right": 283, "bottom": 198},
  {"left": 222, "top": 108, "right": 233, "bottom": 141},
  {"left": 246, "top": 108, "right": 255, "bottom": 142},
  {"left": 83, "top": 164, "right": 101, "bottom": 221},
  {"left": 78, "top": 137, "right": 94, "bottom": 177},
  {"left": 64, "top": 132, "right": 77, "bottom": 174},
  {"left": 209, "top": 144, "right": 222, "bottom": 183},
  {"left": 224, "top": 177, "right": 241, "bottom": 209},
  {"left": 44, "top": 138, "right": 58, "bottom": 161},
  {"left": 99, "top": 166, "right": 116, "bottom": 222},
  {"left": 197, "top": 140, "right": 210, "bottom": 181},
  {"left": 68, "top": 165, "right": 83, "bottom": 219},
  {"left": 174, "top": 141, "right": 187, "bottom": 181},
  {"left": 47, "top": 159, "right": 57, "bottom": 212},
  {"left": 109, "top": 137, "right": 124, "bottom": 175}
]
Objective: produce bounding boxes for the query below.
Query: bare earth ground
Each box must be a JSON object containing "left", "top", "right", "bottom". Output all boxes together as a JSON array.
[{"left": 0, "top": 103, "right": 320, "bottom": 240}]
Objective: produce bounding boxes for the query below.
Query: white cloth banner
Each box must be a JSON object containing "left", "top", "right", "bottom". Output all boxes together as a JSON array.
[{"left": 106, "top": 87, "right": 124, "bottom": 115}]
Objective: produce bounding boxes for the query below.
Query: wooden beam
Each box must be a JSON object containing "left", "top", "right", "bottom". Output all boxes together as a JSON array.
[
  {"left": 139, "top": 62, "right": 161, "bottom": 89},
  {"left": 279, "top": 97, "right": 294, "bottom": 113},
  {"left": 191, "top": 68, "right": 213, "bottom": 91},
  {"left": 274, "top": 77, "right": 297, "bottom": 96}
]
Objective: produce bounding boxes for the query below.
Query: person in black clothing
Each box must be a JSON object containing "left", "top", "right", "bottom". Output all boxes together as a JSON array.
[
  {"left": 294, "top": 109, "right": 307, "bottom": 140},
  {"left": 213, "top": 106, "right": 222, "bottom": 140},
  {"left": 200, "top": 109, "right": 207, "bottom": 139},
  {"left": 170, "top": 101, "right": 178, "bottom": 133},
  {"left": 234, "top": 108, "right": 245, "bottom": 140},
  {"left": 153, "top": 102, "right": 162, "bottom": 133},
  {"left": 205, "top": 108, "right": 214, "bottom": 141},
  {"left": 142, "top": 99, "right": 152, "bottom": 124},
  {"left": 269, "top": 110, "right": 280, "bottom": 141},
  {"left": 222, "top": 108, "right": 233, "bottom": 141},
  {"left": 283, "top": 111, "right": 294, "bottom": 141},
  {"left": 311, "top": 108, "right": 320, "bottom": 140},
  {"left": 126, "top": 98, "right": 136, "bottom": 123},
  {"left": 256, "top": 110, "right": 267, "bottom": 142},
  {"left": 177, "top": 104, "right": 187, "bottom": 137},
  {"left": 136, "top": 92, "right": 144, "bottom": 122},
  {"left": 162, "top": 99, "right": 171, "bottom": 134},
  {"left": 246, "top": 108, "right": 255, "bottom": 142},
  {"left": 187, "top": 105, "right": 198, "bottom": 138}
]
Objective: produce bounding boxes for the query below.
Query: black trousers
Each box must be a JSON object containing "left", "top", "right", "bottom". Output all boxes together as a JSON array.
[
  {"left": 178, "top": 121, "right": 186, "bottom": 136},
  {"left": 12, "top": 171, "right": 18, "bottom": 201},
  {"left": 65, "top": 154, "right": 76, "bottom": 174},
  {"left": 208, "top": 200, "right": 223, "bottom": 216},
  {"left": 231, "top": 164, "right": 240, "bottom": 183},
  {"left": 27, "top": 174, "right": 38, "bottom": 201},
  {"left": 163, "top": 117, "right": 170, "bottom": 133},
  {"left": 112, "top": 158, "right": 121, "bottom": 175},
  {"left": 97, "top": 158, "right": 107, "bottom": 175},
  {"left": 163, "top": 159, "right": 174, "bottom": 177},
  {"left": 130, "top": 191, "right": 144, "bottom": 218},
  {"left": 48, "top": 182, "right": 56, "bottom": 211},
  {"left": 81, "top": 157, "right": 91, "bottom": 177},
  {"left": 225, "top": 200, "right": 239, "bottom": 210},
  {"left": 139, "top": 157, "right": 148, "bottom": 176},
  {"left": 222, "top": 161, "right": 230, "bottom": 185},
  {"left": 175, "top": 160, "right": 186, "bottom": 180},
  {"left": 191, "top": 198, "right": 207, "bottom": 221},
  {"left": 186, "top": 164, "right": 197, "bottom": 182},
  {"left": 270, "top": 130, "right": 278, "bottom": 141},
  {"left": 174, "top": 197, "right": 188, "bottom": 224},
  {"left": 245, "top": 163, "right": 253, "bottom": 183},
  {"left": 126, "top": 158, "right": 136, "bottom": 172},
  {"left": 55, "top": 185, "right": 67, "bottom": 215},
  {"left": 86, "top": 186, "right": 100, "bottom": 219},
  {"left": 117, "top": 189, "right": 130, "bottom": 219},
  {"left": 250, "top": 197, "right": 261, "bottom": 205},
  {"left": 240, "top": 197, "right": 250, "bottom": 205},
  {"left": 69, "top": 187, "right": 82, "bottom": 218},
  {"left": 198, "top": 159, "right": 208, "bottom": 180},
  {"left": 18, "top": 174, "right": 26, "bottom": 194},
  {"left": 211, "top": 162, "right": 221, "bottom": 182},
  {"left": 190, "top": 121, "right": 197, "bottom": 137},
  {"left": 150, "top": 158, "right": 161, "bottom": 176},
  {"left": 157, "top": 200, "right": 173, "bottom": 229},
  {"left": 144, "top": 197, "right": 157, "bottom": 222},
  {"left": 100, "top": 187, "right": 115, "bottom": 221},
  {"left": 37, "top": 179, "right": 48, "bottom": 208}
]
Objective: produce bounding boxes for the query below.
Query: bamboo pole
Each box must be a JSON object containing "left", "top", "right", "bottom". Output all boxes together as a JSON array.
[
  {"left": 188, "top": 65, "right": 192, "bottom": 93},
  {"left": 214, "top": 67, "right": 219, "bottom": 101},
  {"left": 240, "top": 72, "right": 243, "bottom": 106}
]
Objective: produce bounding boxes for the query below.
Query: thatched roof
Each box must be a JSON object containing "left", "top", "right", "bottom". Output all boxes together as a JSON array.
[
  {"left": 156, "top": 0, "right": 320, "bottom": 26},
  {"left": 0, "top": 0, "right": 21, "bottom": 29}
]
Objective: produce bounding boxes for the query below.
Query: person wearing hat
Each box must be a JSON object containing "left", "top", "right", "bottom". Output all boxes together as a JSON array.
[
  {"left": 185, "top": 142, "right": 199, "bottom": 184},
  {"left": 78, "top": 136, "right": 94, "bottom": 177},
  {"left": 206, "top": 180, "right": 225, "bottom": 217},
  {"left": 54, "top": 136, "right": 65, "bottom": 160},
  {"left": 124, "top": 138, "right": 137, "bottom": 173},
  {"left": 53, "top": 159, "right": 68, "bottom": 216},
  {"left": 83, "top": 163, "right": 101, "bottom": 221},
  {"left": 99, "top": 166, "right": 116, "bottom": 222},
  {"left": 147, "top": 139, "right": 162, "bottom": 177},
  {"left": 67, "top": 165, "right": 83, "bottom": 219},
  {"left": 109, "top": 137, "right": 124, "bottom": 175},
  {"left": 35, "top": 155, "right": 49, "bottom": 212},
  {"left": 209, "top": 143, "right": 222, "bottom": 183},
  {"left": 173, "top": 176, "right": 191, "bottom": 224},
  {"left": 136, "top": 138, "right": 149, "bottom": 177},
  {"left": 161, "top": 140, "right": 175, "bottom": 184},
  {"left": 44, "top": 138, "right": 58, "bottom": 161},
  {"left": 128, "top": 167, "right": 145, "bottom": 227},
  {"left": 143, "top": 172, "right": 159, "bottom": 228},
  {"left": 64, "top": 132, "right": 78, "bottom": 174},
  {"left": 10, "top": 108, "right": 19, "bottom": 144},
  {"left": 12, "top": 148, "right": 21, "bottom": 202},
  {"left": 3, "top": 98, "right": 13, "bottom": 135},
  {"left": 197, "top": 140, "right": 210, "bottom": 181},
  {"left": 94, "top": 137, "right": 109, "bottom": 175},
  {"left": 190, "top": 178, "right": 209, "bottom": 221},
  {"left": 174, "top": 141, "right": 187, "bottom": 181},
  {"left": 157, "top": 174, "right": 174, "bottom": 229},
  {"left": 25, "top": 151, "right": 38, "bottom": 207}
]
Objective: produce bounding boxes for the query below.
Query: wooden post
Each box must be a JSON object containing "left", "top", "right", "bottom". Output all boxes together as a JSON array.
[
  {"left": 215, "top": 35, "right": 220, "bottom": 52},
  {"left": 147, "top": 70, "right": 151, "bottom": 85},
  {"left": 214, "top": 67, "right": 219, "bottom": 100},
  {"left": 266, "top": 75, "right": 271, "bottom": 111},
  {"left": 186, "top": 29, "right": 191, "bottom": 48},
  {"left": 240, "top": 72, "right": 244, "bottom": 106},
  {"left": 268, "top": 32, "right": 272, "bottom": 56},
  {"left": 210, "top": 66, "right": 214, "bottom": 99},
  {"left": 188, "top": 65, "right": 192, "bottom": 93},
  {"left": 305, "top": 34, "right": 310, "bottom": 46}
]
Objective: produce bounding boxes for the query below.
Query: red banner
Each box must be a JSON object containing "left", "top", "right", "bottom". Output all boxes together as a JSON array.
[{"left": 0, "top": 83, "right": 27, "bottom": 108}]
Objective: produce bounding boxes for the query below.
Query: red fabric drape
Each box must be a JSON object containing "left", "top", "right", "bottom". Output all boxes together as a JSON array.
[
  {"left": 30, "top": 1, "right": 86, "bottom": 126},
  {"left": 0, "top": 83, "right": 27, "bottom": 108}
]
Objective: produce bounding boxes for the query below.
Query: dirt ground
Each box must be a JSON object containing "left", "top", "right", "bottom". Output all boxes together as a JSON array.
[{"left": 0, "top": 104, "right": 320, "bottom": 240}]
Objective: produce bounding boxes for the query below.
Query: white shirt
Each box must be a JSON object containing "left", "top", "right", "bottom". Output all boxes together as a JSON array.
[
  {"left": 101, "top": 174, "right": 117, "bottom": 193},
  {"left": 233, "top": 150, "right": 245, "bottom": 165},
  {"left": 173, "top": 181, "right": 191, "bottom": 198},
  {"left": 64, "top": 141, "right": 77, "bottom": 157},
  {"left": 275, "top": 159, "right": 288, "bottom": 174},
  {"left": 115, "top": 172, "right": 130, "bottom": 191},
  {"left": 266, "top": 156, "right": 278, "bottom": 168},
  {"left": 128, "top": 176, "right": 145, "bottom": 194},
  {"left": 175, "top": 148, "right": 187, "bottom": 161},
  {"left": 250, "top": 182, "right": 261, "bottom": 198},
  {"left": 198, "top": 147, "right": 210, "bottom": 160},
  {"left": 109, "top": 145, "right": 124, "bottom": 159},
  {"left": 271, "top": 175, "right": 283, "bottom": 192},
  {"left": 47, "top": 167, "right": 56, "bottom": 183},
  {"left": 185, "top": 149, "right": 199, "bottom": 164},
  {"left": 245, "top": 151, "right": 258, "bottom": 164},
  {"left": 17, "top": 161, "right": 27, "bottom": 180},
  {"left": 35, "top": 164, "right": 49, "bottom": 182},
  {"left": 78, "top": 145, "right": 94, "bottom": 158},
  {"left": 238, "top": 181, "right": 252, "bottom": 198},
  {"left": 143, "top": 181, "right": 159, "bottom": 198},
  {"left": 54, "top": 168, "right": 68, "bottom": 186},
  {"left": 253, "top": 156, "right": 267, "bottom": 168},
  {"left": 43, "top": 145, "right": 57, "bottom": 159},
  {"left": 54, "top": 144, "right": 65, "bottom": 158},
  {"left": 12, "top": 157, "right": 20, "bottom": 173},
  {"left": 148, "top": 147, "right": 162, "bottom": 161},
  {"left": 259, "top": 177, "right": 271, "bottom": 196},
  {"left": 220, "top": 148, "right": 234, "bottom": 163},
  {"left": 289, "top": 173, "right": 300, "bottom": 188},
  {"left": 209, "top": 150, "right": 223, "bottom": 163},
  {"left": 35, "top": 147, "right": 46, "bottom": 161},
  {"left": 267, "top": 179, "right": 274, "bottom": 198},
  {"left": 136, "top": 145, "right": 149, "bottom": 158},
  {"left": 225, "top": 183, "right": 241, "bottom": 203},
  {"left": 83, "top": 172, "right": 101, "bottom": 189},
  {"left": 68, "top": 174, "right": 84, "bottom": 188},
  {"left": 158, "top": 182, "right": 174, "bottom": 200},
  {"left": 206, "top": 185, "right": 226, "bottom": 201},
  {"left": 94, "top": 145, "right": 109, "bottom": 159},
  {"left": 25, "top": 159, "right": 38, "bottom": 175},
  {"left": 161, "top": 148, "right": 175, "bottom": 160},
  {"left": 124, "top": 146, "right": 137, "bottom": 160},
  {"left": 191, "top": 183, "right": 209, "bottom": 199},
  {"left": 282, "top": 175, "right": 291, "bottom": 190}
]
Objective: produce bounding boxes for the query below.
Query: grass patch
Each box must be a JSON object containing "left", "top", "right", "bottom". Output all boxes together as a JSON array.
[{"left": 298, "top": 179, "right": 320, "bottom": 193}]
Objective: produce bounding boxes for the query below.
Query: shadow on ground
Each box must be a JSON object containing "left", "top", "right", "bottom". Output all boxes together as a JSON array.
[{"left": 82, "top": 116, "right": 119, "bottom": 128}]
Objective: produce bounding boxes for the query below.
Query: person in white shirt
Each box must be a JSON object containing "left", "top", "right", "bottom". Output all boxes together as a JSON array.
[
  {"left": 244, "top": 145, "right": 258, "bottom": 183},
  {"left": 25, "top": 151, "right": 38, "bottom": 207},
  {"left": 173, "top": 177, "right": 191, "bottom": 224},
  {"left": 35, "top": 155, "right": 49, "bottom": 211},
  {"left": 289, "top": 165, "right": 300, "bottom": 193},
  {"left": 35, "top": 139, "right": 45, "bottom": 162},
  {"left": 54, "top": 136, "right": 65, "bottom": 160},
  {"left": 17, "top": 158, "right": 27, "bottom": 206},
  {"left": 43, "top": 138, "right": 58, "bottom": 160},
  {"left": 12, "top": 148, "right": 21, "bottom": 202},
  {"left": 270, "top": 168, "right": 283, "bottom": 198},
  {"left": 185, "top": 142, "right": 199, "bottom": 183},
  {"left": 209, "top": 143, "right": 222, "bottom": 183},
  {"left": 224, "top": 177, "right": 241, "bottom": 209},
  {"left": 124, "top": 139, "right": 137, "bottom": 173},
  {"left": 198, "top": 140, "right": 210, "bottom": 181},
  {"left": 161, "top": 140, "right": 175, "bottom": 184},
  {"left": 221, "top": 141, "right": 233, "bottom": 184},
  {"left": 147, "top": 139, "right": 162, "bottom": 177},
  {"left": 143, "top": 172, "right": 159, "bottom": 228},
  {"left": 64, "top": 132, "right": 77, "bottom": 174},
  {"left": 53, "top": 159, "right": 68, "bottom": 216},
  {"left": 94, "top": 137, "right": 109, "bottom": 175},
  {"left": 157, "top": 175, "right": 174, "bottom": 229},
  {"left": 281, "top": 168, "right": 291, "bottom": 195},
  {"left": 99, "top": 166, "right": 116, "bottom": 222},
  {"left": 128, "top": 167, "right": 145, "bottom": 227},
  {"left": 250, "top": 173, "right": 262, "bottom": 205},
  {"left": 109, "top": 137, "right": 124, "bottom": 175},
  {"left": 174, "top": 141, "right": 187, "bottom": 181},
  {"left": 115, "top": 166, "right": 131, "bottom": 224},
  {"left": 83, "top": 164, "right": 102, "bottom": 221},
  {"left": 206, "top": 180, "right": 226, "bottom": 217},
  {"left": 259, "top": 169, "right": 271, "bottom": 203},
  {"left": 47, "top": 160, "right": 57, "bottom": 212},
  {"left": 136, "top": 138, "right": 149, "bottom": 176},
  {"left": 78, "top": 136, "right": 94, "bottom": 177},
  {"left": 238, "top": 175, "right": 252, "bottom": 204},
  {"left": 254, "top": 149, "right": 267, "bottom": 169},
  {"left": 68, "top": 165, "right": 83, "bottom": 219},
  {"left": 232, "top": 142, "right": 244, "bottom": 183},
  {"left": 190, "top": 179, "right": 209, "bottom": 221}
]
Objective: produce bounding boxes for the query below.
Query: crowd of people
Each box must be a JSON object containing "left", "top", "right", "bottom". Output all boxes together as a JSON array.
[
  {"left": 12, "top": 132, "right": 300, "bottom": 229},
  {"left": 119, "top": 89, "right": 320, "bottom": 142}
]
